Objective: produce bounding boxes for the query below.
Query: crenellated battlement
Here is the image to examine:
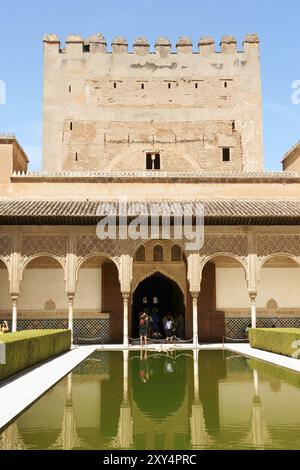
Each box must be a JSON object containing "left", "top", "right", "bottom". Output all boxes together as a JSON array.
[{"left": 43, "top": 33, "right": 259, "bottom": 57}]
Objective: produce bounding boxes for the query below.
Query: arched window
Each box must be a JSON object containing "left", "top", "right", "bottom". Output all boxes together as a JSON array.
[
  {"left": 135, "top": 246, "right": 145, "bottom": 262},
  {"left": 171, "top": 244, "right": 182, "bottom": 261},
  {"left": 153, "top": 244, "right": 163, "bottom": 261}
]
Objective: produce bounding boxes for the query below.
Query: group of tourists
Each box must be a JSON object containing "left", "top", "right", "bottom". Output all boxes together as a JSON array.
[{"left": 138, "top": 310, "right": 183, "bottom": 346}]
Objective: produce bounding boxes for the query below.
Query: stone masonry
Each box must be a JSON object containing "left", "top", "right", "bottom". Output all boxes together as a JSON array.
[{"left": 43, "top": 34, "right": 263, "bottom": 173}]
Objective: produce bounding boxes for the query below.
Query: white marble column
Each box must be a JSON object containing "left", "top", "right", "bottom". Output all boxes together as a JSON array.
[
  {"left": 68, "top": 295, "right": 74, "bottom": 342},
  {"left": 122, "top": 293, "right": 129, "bottom": 347},
  {"left": 250, "top": 293, "right": 257, "bottom": 328},
  {"left": 11, "top": 296, "right": 18, "bottom": 332},
  {"left": 192, "top": 293, "right": 199, "bottom": 348}
]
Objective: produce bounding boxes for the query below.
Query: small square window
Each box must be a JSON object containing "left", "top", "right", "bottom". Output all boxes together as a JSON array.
[{"left": 222, "top": 148, "right": 230, "bottom": 162}]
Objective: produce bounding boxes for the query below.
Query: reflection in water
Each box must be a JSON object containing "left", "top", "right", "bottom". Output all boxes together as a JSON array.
[
  {"left": 52, "top": 374, "right": 83, "bottom": 450},
  {"left": 112, "top": 350, "right": 133, "bottom": 449},
  {"left": 247, "top": 369, "right": 272, "bottom": 449},
  {"left": 190, "top": 350, "right": 212, "bottom": 448},
  {"left": 1, "top": 349, "right": 300, "bottom": 449},
  {"left": 0, "top": 422, "right": 24, "bottom": 450}
]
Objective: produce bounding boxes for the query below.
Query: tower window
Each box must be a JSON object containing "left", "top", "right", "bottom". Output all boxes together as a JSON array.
[
  {"left": 232, "top": 121, "right": 235, "bottom": 131},
  {"left": 153, "top": 244, "right": 163, "bottom": 262},
  {"left": 195, "top": 82, "right": 198, "bottom": 89},
  {"left": 168, "top": 83, "right": 171, "bottom": 89},
  {"left": 224, "top": 81, "right": 227, "bottom": 88},
  {"left": 146, "top": 152, "right": 161, "bottom": 170},
  {"left": 135, "top": 246, "right": 145, "bottom": 262},
  {"left": 113, "top": 82, "right": 117, "bottom": 88},
  {"left": 70, "top": 122, "right": 73, "bottom": 131},
  {"left": 68, "top": 85, "right": 72, "bottom": 93},
  {"left": 75, "top": 152, "right": 78, "bottom": 162},
  {"left": 141, "top": 83, "right": 144, "bottom": 90},
  {"left": 171, "top": 244, "right": 182, "bottom": 261},
  {"left": 222, "top": 148, "right": 230, "bottom": 162}
]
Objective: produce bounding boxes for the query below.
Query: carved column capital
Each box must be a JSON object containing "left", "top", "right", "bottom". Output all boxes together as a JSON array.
[
  {"left": 191, "top": 291, "right": 200, "bottom": 300},
  {"left": 248, "top": 291, "right": 257, "bottom": 302}
]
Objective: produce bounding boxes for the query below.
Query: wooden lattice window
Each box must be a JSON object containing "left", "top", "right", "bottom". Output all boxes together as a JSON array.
[
  {"left": 153, "top": 244, "right": 163, "bottom": 261},
  {"left": 171, "top": 244, "right": 182, "bottom": 261},
  {"left": 135, "top": 246, "right": 145, "bottom": 262}
]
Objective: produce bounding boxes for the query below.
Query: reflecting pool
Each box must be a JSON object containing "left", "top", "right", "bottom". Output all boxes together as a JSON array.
[{"left": 1, "top": 350, "right": 300, "bottom": 450}]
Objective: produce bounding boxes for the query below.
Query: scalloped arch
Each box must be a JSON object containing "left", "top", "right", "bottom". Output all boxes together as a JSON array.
[
  {"left": 20, "top": 253, "right": 66, "bottom": 281},
  {"left": 76, "top": 252, "right": 119, "bottom": 280}
]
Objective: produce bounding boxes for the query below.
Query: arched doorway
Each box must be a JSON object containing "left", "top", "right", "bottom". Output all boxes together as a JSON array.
[
  {"left": 19, "top": 255, "right": 67, "bottom": 329},
  {"left": 131, "top": 272, "right": 185, "bottom": 339},
  {"left": 257, "top": 255, "right": 300, "bottom": 327},
  {"left": 198, "top": 256, "right": 247, "bottom": 343},
  {"left": 77, "top": 255, "right": 123, "bottom": 343}
]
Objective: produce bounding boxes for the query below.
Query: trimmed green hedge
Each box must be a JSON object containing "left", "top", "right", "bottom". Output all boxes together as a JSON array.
[
  {"left": 0, "top": 329, "right": 71, "bottom": 381},
  {"left": 249, "top": 328, "right": 300, "bottom": 358}
]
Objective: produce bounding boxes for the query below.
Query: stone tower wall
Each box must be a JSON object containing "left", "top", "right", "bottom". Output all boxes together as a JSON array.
[{"left": 43, "top": 33, "right": 263, "bottom": 172}]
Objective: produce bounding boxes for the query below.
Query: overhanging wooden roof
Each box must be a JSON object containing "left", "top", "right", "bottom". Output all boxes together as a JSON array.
[{"left": 0, "top": 199, "right": 300, "bottom": 225}]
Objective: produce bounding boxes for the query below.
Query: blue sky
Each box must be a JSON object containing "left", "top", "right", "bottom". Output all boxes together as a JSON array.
[{"left": 0, "top": 0, "right": 299, "bottom": 171}]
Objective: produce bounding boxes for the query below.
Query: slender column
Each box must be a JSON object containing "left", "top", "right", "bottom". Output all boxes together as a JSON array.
[
  {"left": 122, "top": 293, "right": 129, "bottom": 348},
  {"left": 192, "top": 292, "right": 199, "bottom": 348},
  {"left": 68, "top": 295, "right": 74, "bottom": 342},
  {"left": 250, "top": 292, "right": 257, "bottom": 329},
  {"left": 11, "top": 295, "right": 18, "bottom": 332}
]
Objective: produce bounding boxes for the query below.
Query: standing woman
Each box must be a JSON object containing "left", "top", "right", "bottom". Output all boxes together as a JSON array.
[
  {"left": 139, "top": 313, "right": 148, "bottom": 347},
  {"left": 0, "top": 320, "right": 9, "bottom": 334}
]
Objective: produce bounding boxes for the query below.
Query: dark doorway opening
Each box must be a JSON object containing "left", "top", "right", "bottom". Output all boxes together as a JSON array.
[
  {"left": 198, "top": 262, "right": 225, "bottom": 343},
  {"left": 132, "top": 272, "right": 185, "bottom": 339}
]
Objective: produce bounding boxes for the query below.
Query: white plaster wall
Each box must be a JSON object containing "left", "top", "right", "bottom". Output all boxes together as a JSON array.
[
  {"left": 257, "top": 268, "right": 300, "bottom": 308},
  {"left": 17, "top": 268, "right": 102, "bottom": 311},
  {"left": 0, "top": 269, "right": 10, "bottom": 309},
  {"left": 216, "top": 267, "right": 249, "bottom": 309},
  {"left": 216, "top": 266, "right": 300, "bottom": 309},
  {"left": 19, "top": 268, "right": 68, "bottom": 310},
  {"left": 74, "top": 268, "right": 102, "bottom": 310}
]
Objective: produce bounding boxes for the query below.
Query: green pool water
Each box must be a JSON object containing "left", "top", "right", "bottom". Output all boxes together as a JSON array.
[{"left": 1, "top": 349, "right": 300, "bottom": 450}]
